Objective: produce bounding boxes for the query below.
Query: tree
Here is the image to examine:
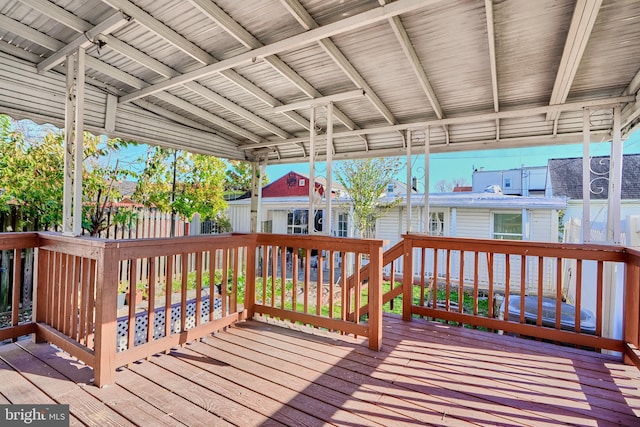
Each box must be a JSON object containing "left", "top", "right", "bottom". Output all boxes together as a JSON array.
[
  {"left": 0, "top": 115, "right": 137, "bottom": 233},
  {"left": 335, "top": 157, "right": 403, "bottom": 238},
  {"left": 0, "top": 121, "right": 65, "bottom": 230},
  {"left": 434, "top": 177, "right": 470, "bottom": 193},
  {"left": 225, "top": 160, "right": 268, "bottom": 198},
  {"left": 134, "top": 147, "right": 229, "bottom": 234},
  {"left": 82, "top": 134, "right": 138, "bottom": 236}
]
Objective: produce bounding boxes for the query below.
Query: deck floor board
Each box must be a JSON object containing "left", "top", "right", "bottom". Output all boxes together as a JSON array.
[{"left": 0, "top": 314, "right": 638, "bottom": 426}]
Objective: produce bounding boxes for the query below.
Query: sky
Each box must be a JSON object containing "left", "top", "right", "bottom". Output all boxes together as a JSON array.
[{"left": 265, "top": 129, "right": 640, "bottom": 192}]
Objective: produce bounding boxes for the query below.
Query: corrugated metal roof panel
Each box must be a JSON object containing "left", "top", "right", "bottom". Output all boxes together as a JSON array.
[{"left": 0, "top": 0, "right": 638, "bottom": 164}]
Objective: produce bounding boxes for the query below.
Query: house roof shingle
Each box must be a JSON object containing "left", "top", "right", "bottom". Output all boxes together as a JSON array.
[{"left": 548, "top": 154, "right": 640, "bottom": 200}]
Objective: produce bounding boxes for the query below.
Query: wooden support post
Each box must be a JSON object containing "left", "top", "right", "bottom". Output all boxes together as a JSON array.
[
  {"left": 33, "top": 247, "right": 47, "bottom": 343},
  {"left": 93, "top": 244, "right": 118, "bottom": 387},
  {"left": 402, "top": 237, "right": 413, "bottom": 321},
  {"left": 245, "top": 239, "right": 256, "bottom": 320},
  {"left": 624, "top": 262, "right": 640, "bottom": 366},
  {"left": 368, "top": 242, "right": 383, "bottom": 350}
]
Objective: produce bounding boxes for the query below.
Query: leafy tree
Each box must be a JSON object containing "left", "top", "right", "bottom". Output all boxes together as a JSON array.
[
  {"left": 0, "top": 115, "right": 137, "bottom": 233},
  {"left": 134, "top": 147, "right": 229, "bottom": 233},
  {"left": 82, "top": 134, "right": 137, "bottom": 236},
  {"left": 225, "top": 160, "right": 268, "bottom": 197},
  {"left": 0, "top": 121, "right": 64, "bottom": 230},
  {"left": 335, "top": 157, "right": 403, "bottom": 238}
]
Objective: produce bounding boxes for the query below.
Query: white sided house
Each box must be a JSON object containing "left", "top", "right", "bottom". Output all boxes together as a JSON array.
[{"left": 228, "top": 172, "right": 567, "bottom": 296}]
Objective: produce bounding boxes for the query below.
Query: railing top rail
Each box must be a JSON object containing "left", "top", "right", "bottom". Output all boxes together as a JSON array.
[
  {"left": 0, "top": 232, "right": 39, "bottom": 250},
  {"left": 402, "top": 233, "right": 627, "bottom": 262},
  {"left": 255, "top": 233, "right": 384, "bottom": 252},
  {"left": 626, "top": 247, "right": 640, "bottom": 267},
  {"left": 108, "top": 233, "right": 255, "bottom": 260}
]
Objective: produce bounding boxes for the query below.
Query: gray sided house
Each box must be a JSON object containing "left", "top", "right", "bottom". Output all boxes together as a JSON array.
[{"left": 547, "top": 154, "right": 640, "bottom": 244}]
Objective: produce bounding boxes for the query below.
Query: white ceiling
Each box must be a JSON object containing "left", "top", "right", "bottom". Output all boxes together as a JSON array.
[{"left": 1, "top": 0, "right": 639, "bottom": 164}]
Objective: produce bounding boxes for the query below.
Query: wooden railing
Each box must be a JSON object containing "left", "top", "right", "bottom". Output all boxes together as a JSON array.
[
  {"left": 1, "top": 231, "right": 638, "bottom": 387},
  {"left": 624, "top": 248, "right": 640, "bottom": 367},
  {"left": 0, "top": 232, "right": 38, "bottom": 341},
  {"left": 393, "top": 234, "right": 636, "bottom": 355},
  {"left": 28, "top": 232, "right": 252, "bottom": 386},
  {"left": 251, "top": 233, "right": 384, "bottom": 350}
]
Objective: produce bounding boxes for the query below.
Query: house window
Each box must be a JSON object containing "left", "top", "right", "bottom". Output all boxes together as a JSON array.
[
  {"left": 387, "top": 183, "right": 394, "bottom": 193},
  {"left": 493, "top": 213, "right": 522, "bottom": 240},
  {"left": 429, "top": 212, "right": 445, "bottom": 236},
  {"left": 504, "top": 178, "right": 511, "bottom": 188},
  {"left": 299, "top": 179, "right": 305, "bottom": 186},
  {"left": 338, "top": 212, "right": 348, "bottom": 237},
  {"left": 287, "top": 209, "right": 308, "bottom": 234},
  {"left": 261, "top": 220, "right": 272, "bottom": 233}
]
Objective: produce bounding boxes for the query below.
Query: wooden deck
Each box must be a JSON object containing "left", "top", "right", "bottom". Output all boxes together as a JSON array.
[{"left": 1, "top": 315, "right": 639, "bottom": 426}]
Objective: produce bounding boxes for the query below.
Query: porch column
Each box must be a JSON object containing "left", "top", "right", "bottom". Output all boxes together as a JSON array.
[
  {"left": 62, "top": 53, "right": 75, "bottom": 234},
  {"left": 309, "top": 106, "right": 316, "bottom": 234},
  {"left": 62, "top": 48, "right": 85, "bottom": 236},
  {"left": 72, "top": 47, "right": 85, "bottom": 236},
  {"left": 582, "top": 108, "right": 591, "bottom": 243},
  {"left": 250, "top": 160, "right": 265, "bottom": 233},
  {"left": 406, "top": 130, "right": 412, "bottom": 233},
  {"left": 325, "top": 102, "right": 333, "bottom": 236},
  {"left": 607, "top": 105, "right": 623, "bottom": 244},
  {"left": 604, "top": 106, "right": 623, "bottom": 345},
  {"left": 423, "top": 127, "right": 430, "bottom": 234}
]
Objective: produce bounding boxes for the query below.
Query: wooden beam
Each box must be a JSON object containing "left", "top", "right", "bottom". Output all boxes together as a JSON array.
[
  {"left": 241, "top": 95, "right": 634, "bottom": 150},
  {"left": 485, "top": 0, "right": 499, "bottom": 114},
  {"left": 273, "top": 89, "right": 366, "bottom": 113},
  {"left": 37, "top": 11, "right": 132, "bottom": 73},
  {"left": 0, "top": 14, "right": 63, "bottom": 51},
  {"left": 281, "top": 0, "right": 396, "bottom": 124},
  {"left": 386, "top": 12, "right": 443, "bottom": 119},
  {"left": 118, "top": 0, "right": 443, "bottom": 103},
  {"left": 186, "top": 0, "right": 363, "bottom": 131},
  {"left": 99, "top": 0, "right": 213, "bottom": 64},
  {"left": 547, "top": 0, "right": 603, "bottom": 121}
]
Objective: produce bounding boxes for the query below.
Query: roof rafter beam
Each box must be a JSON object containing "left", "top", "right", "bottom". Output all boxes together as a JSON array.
[
  {"left": 119, "top": 0, "right": 442, "bottom": 103},
  {"left": 0, "top": 13, "right": 62, "bottom": 51},
  {"left": 257, "top": 130, "right": 613, "bottom": 163},
  {"left": 97, "top": 0, "right": 309, "bottom": 133},
  {"left": 36, "top": 10, "right": 132, "bottom": 73},
  {"left": 379, "top": 0, "right": 443, "bottom": 120},
  {"left": 621, "top": 69, "right": 640, "bottom": 130},
  {"left": 19, "top": 0, "right": 291, "bottom": 140},
  {"left": 485, "top": 0, "right": 500, "bottom": 141},
  {"left": 546, "top": 0, "right": 602, "bottom": 121},
  {"left": 485, "top": 0, "right": 499, "bottom": 114},
  {"left": 186, "top": 0, "right": 361, "bottom": 132},
  {"left": 98, "top": 0, "right": 213, "bottom": 64},
  {"left": 240, "top": 95, "right": 635, "bottom": 150},
  {"left": 283, "top": 0, "right": 397, "bottom": 125},
  {"left": 2, "top": 12, "right": 259, "bottom": 143},
  {"left": 273, "top": 90, "right": 366, "bottom": 113}
]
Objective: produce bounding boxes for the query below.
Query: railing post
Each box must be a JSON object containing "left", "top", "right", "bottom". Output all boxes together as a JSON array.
[
  {"left": 402, "top": 236, "right": 413, "bottom": 321},
  {"left": 33, "top": 246, "right": 47, "bottom": 343},
  {"left": 244, "top": 238, "right": 257, "bottom": 320},
  {"left": 624, "top": 261, "right": 640, "bottom": 365},
  {"left": 93, "top": 243, "right": 118, "bottom": 387},
  {"left": 368, "top": 242, "right": 383, "bottom": 351}
]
